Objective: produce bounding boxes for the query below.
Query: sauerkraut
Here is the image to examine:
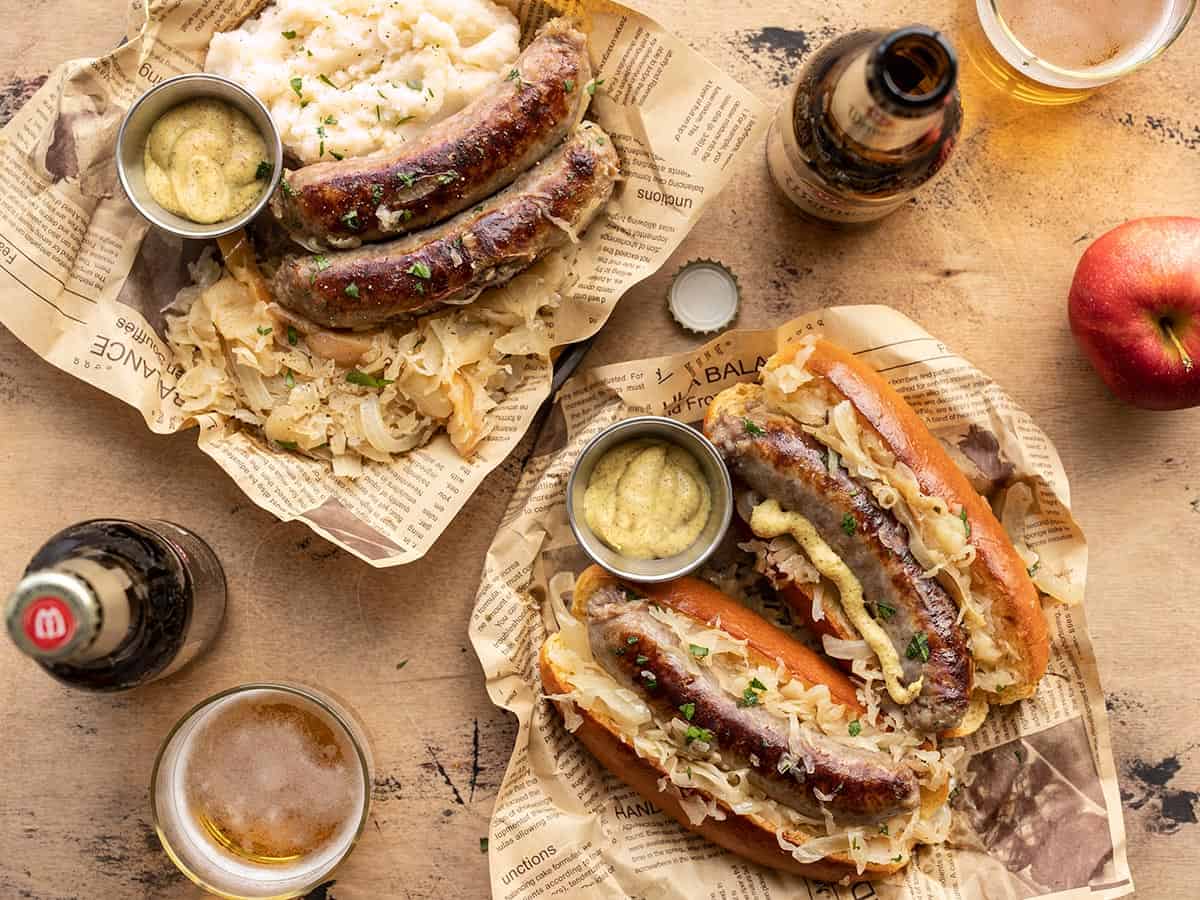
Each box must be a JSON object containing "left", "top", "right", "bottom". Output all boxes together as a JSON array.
[
  {"left": 166, "top": 241, "right": 564, "bottom": 476},
  {"left": 543, "top": 594, "right": 959, "bottom": 873},
  {"left": 761, "top": 341, "right": 1022, "bottom": 695}
]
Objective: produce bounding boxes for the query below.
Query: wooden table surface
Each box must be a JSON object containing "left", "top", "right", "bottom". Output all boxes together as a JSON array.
[{"left": 2, "top": 2, "right": 1198, "bottom": 898}]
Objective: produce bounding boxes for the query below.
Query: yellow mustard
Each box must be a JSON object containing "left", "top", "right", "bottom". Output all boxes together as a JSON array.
[
  {"left": 749, "top": 498, "right": 923, "bottom": 705},
  {"left": 583, "top": 439, "right": 712, "bottom": 560},
  {"left": 144, "top": 98, "right": 269, "bottom": 225}
]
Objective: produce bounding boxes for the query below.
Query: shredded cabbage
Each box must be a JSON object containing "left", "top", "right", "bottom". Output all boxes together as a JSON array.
[
  {"left": 761, "top": 364, "right": 1023, "bottom": 693},
  {"left": 166, "top": 243, "right": 567, "bottom": 474}
]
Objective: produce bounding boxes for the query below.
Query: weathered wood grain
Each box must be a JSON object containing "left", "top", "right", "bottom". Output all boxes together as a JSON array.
[{"left": 1, "top": 1, "right": 1198, "bottom": 898}]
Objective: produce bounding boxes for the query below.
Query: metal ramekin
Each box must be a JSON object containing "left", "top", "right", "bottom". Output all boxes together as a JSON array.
[
  {"left": 116, "top": 73, "right": 283, "bottom": 240},
  {"left": 567, "top": 416, "right": 733, "bottom": 583}
]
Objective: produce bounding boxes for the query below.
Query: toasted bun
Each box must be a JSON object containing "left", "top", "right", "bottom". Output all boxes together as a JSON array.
[
  {"left": 779, "top": 339, "right": 1049, "bottom": 703},
  {"left": 545, "top": 565, "right": 918, "bottom": 882}
]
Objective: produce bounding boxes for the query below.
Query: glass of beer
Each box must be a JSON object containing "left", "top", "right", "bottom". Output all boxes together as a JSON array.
[
  {"left": 151, "top": 683, "right": 372, "bottom": 899},
  {"left": 973, "top": 0, "right": 1195, "bottom": 104}
]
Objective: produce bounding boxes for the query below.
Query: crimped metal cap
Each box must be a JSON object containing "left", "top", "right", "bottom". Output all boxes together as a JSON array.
[{"left": 668, "top": 259, "right": 740, "bottom": 334}]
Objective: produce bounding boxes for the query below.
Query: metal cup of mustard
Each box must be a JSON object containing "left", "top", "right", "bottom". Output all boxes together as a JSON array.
[
  {"left": 116, "top": 73, "right": 283, "bottom": 240},
  {"left": 567, "top": 416, "right": 733, "bottom": 583}
]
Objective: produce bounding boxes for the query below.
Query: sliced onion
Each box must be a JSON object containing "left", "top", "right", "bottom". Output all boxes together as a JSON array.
[
  {"left": 359, "top": 395, "right": 418, "bottom": 454},
  {"left": 822, "top": 635, "right": 873, "bottom": 660},
  {"left": 235, "top": 363, "right": 274, "bottom": 411}
]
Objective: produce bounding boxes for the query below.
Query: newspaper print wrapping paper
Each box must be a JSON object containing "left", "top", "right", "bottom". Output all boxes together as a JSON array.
[
  {"left": 471, "top": 305, "right": 1132, "bottom": 900},
  {"left": 0, "top": 0, "right": 766, "bottom": 566}
]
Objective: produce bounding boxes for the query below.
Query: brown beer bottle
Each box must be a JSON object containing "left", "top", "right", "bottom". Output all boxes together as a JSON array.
[
  {"left": 4, "top": 519, "right": 226, "bottom": 691},
  {"left": 766, "top": 25, "right": 962, "bottom": 224}
]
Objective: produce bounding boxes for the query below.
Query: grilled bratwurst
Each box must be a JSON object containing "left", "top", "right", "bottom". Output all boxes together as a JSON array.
[
  {"left": 271, "top": 18, "right": 592, "bottom": 250},
  {"left": 271, "top": 122, "right": 619, "bottom": 330},
  {"left": 705, "top": 385, "right": 972, "bottom": 734}
]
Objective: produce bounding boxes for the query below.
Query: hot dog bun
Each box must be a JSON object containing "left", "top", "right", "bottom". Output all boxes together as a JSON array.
[
  {"left": 705, "top": 337, "right": 1048, "bottom": 737},
  {"left": 540, "top": 565, "right": 951, "bottom": 882}
]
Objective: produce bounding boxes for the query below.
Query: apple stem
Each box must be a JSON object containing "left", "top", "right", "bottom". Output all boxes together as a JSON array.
[{"left": 1161, "top": 319, "right": 1194, "bottom": 372}]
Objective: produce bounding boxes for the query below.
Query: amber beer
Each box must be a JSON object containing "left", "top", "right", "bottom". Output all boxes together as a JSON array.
[
  {"left": 766, "top": 25, "right": 962, "bottom": 224},
  {"left": 972, "top": 0, "right": 1195, "bottom": 104},
  {"left": 152, "top": 684, "right": 372, "bottom": 899}
]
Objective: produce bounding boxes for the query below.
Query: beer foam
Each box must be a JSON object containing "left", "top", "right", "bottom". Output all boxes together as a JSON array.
[
  {"left": 994, "top": 0, "right": 1174, "bottom": 73},
  {"left": 161, "top": 689, "right": 367, "bottom": 893},
  {"left": 184, "top": 697, "right": 359, "bottom": 860}
]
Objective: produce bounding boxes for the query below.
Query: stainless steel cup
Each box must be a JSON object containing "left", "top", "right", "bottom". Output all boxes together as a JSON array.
[{"left": 116, "top": 73, "right": 282, "bottom": 240}]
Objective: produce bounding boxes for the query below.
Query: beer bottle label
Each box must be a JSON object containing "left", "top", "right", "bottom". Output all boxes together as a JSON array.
[{"left": 765, "top": 116, "right": 909, "bottom": 223}]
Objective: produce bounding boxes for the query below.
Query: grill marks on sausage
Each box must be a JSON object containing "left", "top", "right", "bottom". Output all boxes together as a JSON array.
[
  {"left": 271, "top": 125, "right": 618, "bottom": 329},
  {"left": 705, "top": 395, "right": 971, "bottom": 734},
  {"left": 271, "top": 19, "right": 590, "bottom": 248},
  {"left": 585, "top": 586, "right": 921, "bottom": 825}
]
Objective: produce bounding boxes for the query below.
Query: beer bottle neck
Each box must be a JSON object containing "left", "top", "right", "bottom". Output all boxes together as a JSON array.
[
  {"left": 827, "top": 26, "right": 958, "bottom": 153},
  {"left": 5, "top": 557, "right": 133, "bottom": 663}
]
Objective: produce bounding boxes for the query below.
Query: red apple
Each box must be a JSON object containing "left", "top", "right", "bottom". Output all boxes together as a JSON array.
[{"left": 1069, "top": 217, "right": 1200, "bottom": 410}]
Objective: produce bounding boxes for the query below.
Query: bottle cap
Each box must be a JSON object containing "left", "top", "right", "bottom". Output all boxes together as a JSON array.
[
  {"left": 5, "top": 571, "right": 100, "bottom": 660},
  {"left": 668, "top": 259, "right": 740, "bottom": 334}
]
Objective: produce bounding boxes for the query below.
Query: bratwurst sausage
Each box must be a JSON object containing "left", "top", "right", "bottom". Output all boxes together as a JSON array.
[
  {"left": 271, "top": 122, "right": 619, "bottom": 329},
  {"left": 705, "top": 385, "right": 972, "bottom": 734},
  {"left": 270, "top": 18, "right": 592, "bottom": 250},
  {"left": 586, "top": 581, "right": 921, "bottom": 825}
]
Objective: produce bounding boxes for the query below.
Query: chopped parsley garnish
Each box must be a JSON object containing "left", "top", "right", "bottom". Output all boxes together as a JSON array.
[
  {"left": 300, "top": 99, "right": 312, "bottom": 108},
  {"left": 622, "top": 588, "right": 638, "bottom": 602},
  {"left": 341, "top": 209, "right": 361, "bottom": 229},
  {"left": 563, "top": 78, "right": 575, "bottom": 93},
  {"left": 841, "top": 513, "right": 856, "bottom": 536},
  {"left": 255, "top": 160, "right": 272, "bottom": 180},
  {"left": 319, "top": 74, "right": 336, "bottom": 89},
  {"left": 679, "top": 701, "right": 696, "bottom": 721},
  {"left": 283, "top": 368, "right": 295, "bottom": 389},
  {"left": 276, "top": 440, "right": 299, "bottom": 450},
  {"left": 685, "top": 725, "right": 714, "bottom": 745},
  {"left": 436, "top": 172, "right": 457, "bottom": 185},
  {"left": 371, "top": 183, "right": 384, "bottom": 204},
  {"left": 287, "top": 325, "right": 299, "bottom": 346},
  {"left": 906, "top": 632, "right": 930, "bottom": 662},
  {"left": 1027, "top": 561, "right": 1040, "bottom": 577},
  {"left": 506, "top": 68, "right": 520, "bottom": 81},
  {"left": 626, "top": 635, "right": 639, "bottom": 645},
  {"left": 875, "top": 600, "right": 896, "bottom": 620},
  {"left": 317, "top": 124, "right": 326, "bottom": 139},
  {"left": 749, "top": 678, "right": 766, "bottom": 690},
  {"left": 397, "top": 171, "right": 417, "bottom": 188},
  {"left": 280, "top": 179, "right": 296, "bottom": 197},
  {"left": 344, "top": 282, "right": 360, "bottom": 299},
  {"left": 399, "top": 209, "right": 414, "bottom": 221},
  {"left": 640, "top": 671, "right": 657, "bottom": 689},
  {"left": 313, "top": 254, "right": 331, "bottom": 271},
  {"left": 479, "top": 838, "right": 488, "bottom": 853},
  {"left": 740, "top": 686, "right": 759, "bottom": 707},
  {"left": 407, "top": 261, "right": 432, "bottom": 279},
  {"left": 878, "top": 823, "right": 889, "bottom": 835},
  {"left": 848, "top": 720, "right": 862, "bottom": 737},
  {"left": 613, "top": 646, "right": 625, "bottom": 656},
  {"left": 688, "top": 644, "right": 709, "bottom": 659},
  {"left": 346, "top": 370, "right": 395, "bottom": 389},
  {"left": 255, "top": 325, "right": 272, "bottom": 336},
  {"left": 289, "top": 76, "right": 303, "bottom": 96},
  {"left": 743, "top": 418, "right": 766, "bottom": 436},
  {"left": 323, "top": 114, "right": 337, "bottom": 125},
  {"left": 396, "top": 659, "right": 408, "bottom": 670},
  {"left": 414, "top": 282, "right": 425, "bottom": 294},
  {"left": 586, "top": 77, "right": 605, "bottom": 96},
  {"left": 960, "top": 508, "right": 971, "bottom": 537},
  {"left": 635, "top": 655, "right": 648, "bottom": 665},
  {"left": 281, "top": 30, "right": 297, "bottom": 39},
  {"left": 405, "top": 78, "right": 423, "bottom": 91},
  {"left": 330, "top": 151, "right": 344, "bottom": 160},
  {"left": 892, "top": 855, "right": 903, "bottom": 863}
]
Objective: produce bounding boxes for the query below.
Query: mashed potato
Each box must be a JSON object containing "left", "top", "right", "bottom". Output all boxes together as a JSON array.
[{"left": 205, "top": 0, "right": 520, "bottom": 164}]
